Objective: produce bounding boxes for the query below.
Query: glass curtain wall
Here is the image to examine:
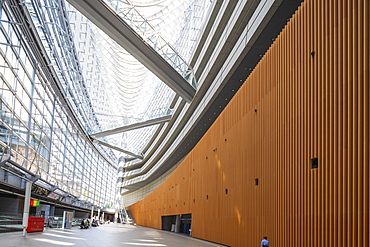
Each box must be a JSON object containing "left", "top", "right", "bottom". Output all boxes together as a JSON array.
[{"left": 0, "top": 1, "right": 116, "bottom": 208}]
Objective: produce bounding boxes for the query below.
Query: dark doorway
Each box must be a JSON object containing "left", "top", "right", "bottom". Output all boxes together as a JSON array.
[
  {"left": 180, "top": 213, "right": 192, "bottom": 234},
  {"left": 161, "top": 215, "right": 176, "bottom": 231}
]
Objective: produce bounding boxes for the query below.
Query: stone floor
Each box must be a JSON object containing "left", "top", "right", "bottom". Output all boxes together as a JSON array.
[{"left": 0, "top": 223, "right": 227, "bottom": 247}]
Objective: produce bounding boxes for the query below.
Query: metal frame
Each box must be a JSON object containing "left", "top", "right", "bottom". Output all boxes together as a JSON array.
[
  {"left": 93, "top": 139, "right": 143, "bottom": 160},
  {"left": 91, "top": 114, "right": 172, "bottom": 139},
  {"left": 66, "top": 0, "right": 196, "bottom": 102},
  {"left": 0, "top": 0, "right": 116, "bottom": 209}
]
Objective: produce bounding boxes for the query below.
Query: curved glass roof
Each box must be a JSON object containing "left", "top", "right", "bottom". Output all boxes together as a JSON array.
[{"left": 66, "top": 0, "right": 212, "bottom": 162}]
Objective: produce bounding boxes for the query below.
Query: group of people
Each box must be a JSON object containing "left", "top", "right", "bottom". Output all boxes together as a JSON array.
[
  {"left": 80, "top": 218, "right": 103, "bottom": 229},
  {"left": 91, "top": 219, "right": 99, "bottom": 227},
  {"left": 80, "top": 218, "right": 90, "bottom": 229}
]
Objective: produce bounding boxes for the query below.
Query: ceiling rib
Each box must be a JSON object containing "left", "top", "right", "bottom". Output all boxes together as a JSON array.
[
  {"left": 66, "top": 0, "right": 196, "bottom": 102},
  {"left": 91, "top": 114, "right": 172, "bottom": 139},
  {"left": 92, "top": 139, "right": 143, "bottom": 159}
]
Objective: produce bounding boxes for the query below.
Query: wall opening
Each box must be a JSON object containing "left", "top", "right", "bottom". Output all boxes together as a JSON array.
[
  {"left": 180, "top": 213, "right": 192, "bottom": 235},
  {"left": 311, "top": 158, "right": 318, "bottom": 169},
  {"left": 161, "top": 215, "right": 177, "bottom": 231}
]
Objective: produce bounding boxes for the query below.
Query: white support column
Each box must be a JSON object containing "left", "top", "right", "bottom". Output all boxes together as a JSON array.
[
  {"left": 97, "top": 208, "right": 100, "bottom": 220},
  {"left": 22, "top": 181, "right": 32, "bottom": 237},
  {"left": 102, "top": 212, "right": 105, "bottom": 221},
  {"left": 114, "top": 209, "right": 118, "bottom": 223},
  {"left": 90, "top": 206, "right": 94, "bottom": 226}
]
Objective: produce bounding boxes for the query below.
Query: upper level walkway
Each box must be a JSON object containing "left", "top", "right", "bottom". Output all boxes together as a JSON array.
[{"left": 0, "top": 223, "right": 227, "bottom": 247}]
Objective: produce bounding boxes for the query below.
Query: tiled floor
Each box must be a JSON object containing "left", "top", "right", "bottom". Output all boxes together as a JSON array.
[{"left": 0, "top": 223, "right": 227, "bottom": 247}]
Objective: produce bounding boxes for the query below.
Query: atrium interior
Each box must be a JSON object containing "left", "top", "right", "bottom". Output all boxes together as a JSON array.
[{"left": 0, "top": 0, "right": 368, "bottom": 246}]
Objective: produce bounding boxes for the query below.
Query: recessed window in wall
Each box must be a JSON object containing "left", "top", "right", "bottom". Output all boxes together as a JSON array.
[
  {"left": 225, "top": 189, "right": 228, "bottom": 194},
  {"left": 311, "top": 157, "right": 318, "bottom": 169},
  {"left": 255, "top": 178, "right": 259, "bottom": 186}
]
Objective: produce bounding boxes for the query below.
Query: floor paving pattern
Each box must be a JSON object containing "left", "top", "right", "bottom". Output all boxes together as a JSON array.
[{"left": 0, "top": 223, "right": 227, "bottom": 247}]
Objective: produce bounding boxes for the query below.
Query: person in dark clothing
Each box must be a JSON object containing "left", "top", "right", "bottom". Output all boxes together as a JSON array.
[{"left": 80, "top": 219, "right": 86, "bottom": 229}]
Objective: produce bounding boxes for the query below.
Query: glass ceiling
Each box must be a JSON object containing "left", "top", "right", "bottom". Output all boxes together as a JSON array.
[
  {"left": 27, "top": 0, "right": 212, "bottom": 163},
  {"left": 79, "top": 0, "right": 212, "bottom": 161}
]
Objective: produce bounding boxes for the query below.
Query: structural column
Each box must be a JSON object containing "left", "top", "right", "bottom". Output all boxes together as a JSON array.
[
  {"left": 175, "top": 215, "right": 181, "bottom": 233},
  {"left": 22, "top": 181, "right": 31, "bottom": 237},
  {"left": 90, "top": 205, "right": 94, "bottom": 226}
]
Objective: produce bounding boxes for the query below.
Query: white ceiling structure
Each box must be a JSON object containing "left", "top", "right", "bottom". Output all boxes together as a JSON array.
[
  {"left": 63, "top": 0, "right": 304, "bottom": 199},
  {"left": 1, "top": 0, "right": 303, "bottom": 207},
  {"left": 29, "top": 0, "right": 304, "bottom": 200},
  {"left": 66, "top": 0, "right": 213, "bottom": 159}
]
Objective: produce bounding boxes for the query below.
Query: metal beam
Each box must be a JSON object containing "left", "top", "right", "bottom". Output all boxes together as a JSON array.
[
  {"left": 91, "top": 114, "right": 172, "bottom": 139},
  {"left": 0, "top": 153, "right": 11, "bottom": 166},
  {"left": 66, "top": 0, "right": 196, "bottom": 102},
  {"left": 92, "top": 139, "right": 143, "bottom": 159}
]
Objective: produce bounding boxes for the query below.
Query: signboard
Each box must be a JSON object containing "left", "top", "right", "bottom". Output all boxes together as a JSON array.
[
  {"left": 31, "top": 184, "right": 50, "bottom": 197},
  {"left": 30, "top": 199, "right": 40, "bottom": 207},
  {"left": 47, "top": 192, "right": 63, "bottom": 201}
]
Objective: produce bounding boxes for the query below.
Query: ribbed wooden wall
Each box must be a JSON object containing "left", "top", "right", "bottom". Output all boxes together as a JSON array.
[{"left": 127, "top": 0, "right": 369, "bottom": 246}]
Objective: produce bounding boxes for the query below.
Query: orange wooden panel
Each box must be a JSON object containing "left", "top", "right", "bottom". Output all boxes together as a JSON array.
[{"left": 127, "top": 1, "right": 369, "bottom": 246}]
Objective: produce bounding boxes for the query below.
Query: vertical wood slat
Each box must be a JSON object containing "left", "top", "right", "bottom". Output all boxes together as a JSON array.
[
  {"left": 127, "top": 1, "right": 369, "bottom": 246},
  {"left": 363, "top": 2, "right": 369, "bottom": 247},
  {"left": 330, "top": 1, "right": 335, "bottom": 244},
  {"left": 332, "top": 0, "right": 338, "bottom": 245}
]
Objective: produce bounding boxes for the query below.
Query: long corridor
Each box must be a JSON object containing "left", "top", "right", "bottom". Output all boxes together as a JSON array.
[{"left": 0, "top": 223, "right": 227, "bottom": 247}]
